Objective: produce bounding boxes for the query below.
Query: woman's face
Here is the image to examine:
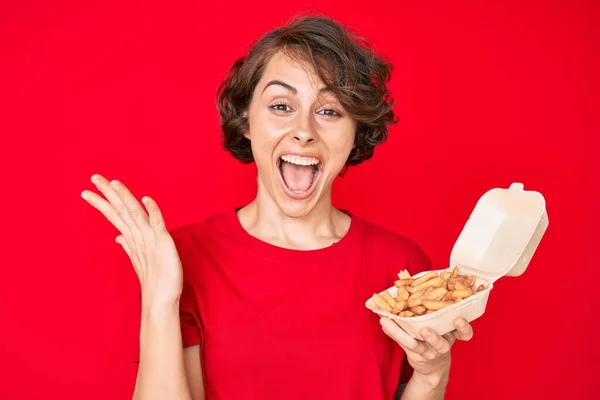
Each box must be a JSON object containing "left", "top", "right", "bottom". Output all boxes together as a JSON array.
[{"left": 245, "top": 51, "right": 357, "bottom": 218}]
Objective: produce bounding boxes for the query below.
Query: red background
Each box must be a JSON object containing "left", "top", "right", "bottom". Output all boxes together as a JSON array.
[{"left": 1, "top": 1, "right": 598, "bottom": 399}]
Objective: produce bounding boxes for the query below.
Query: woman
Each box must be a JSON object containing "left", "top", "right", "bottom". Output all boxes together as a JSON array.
[{"left": 81, "top": 15, "right": 473, "bottom": 400}]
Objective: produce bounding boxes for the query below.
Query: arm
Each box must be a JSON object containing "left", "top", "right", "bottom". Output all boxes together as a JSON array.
[
  {"left": 183, "top": 345, "right": 205, "bottom": 400},
  {"left": 81, "top": 174, "right": 202, "bottom": 400},
  {"left": 132, "top": 301, "right": 195, "bottom": 400},
  {"left": 400, "top": 370, "right": 449, "bottom": 400}
]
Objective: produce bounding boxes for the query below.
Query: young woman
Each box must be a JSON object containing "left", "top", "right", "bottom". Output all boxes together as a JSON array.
[{"left": 81, "top": 15, "right": 473, "bottom": 400}]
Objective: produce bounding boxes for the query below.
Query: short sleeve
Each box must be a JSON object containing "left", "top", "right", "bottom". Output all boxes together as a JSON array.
[
  {"left": 171, "top": 226, "right": 203, "bottom": 349},
  {"left": 179, "top": 279, "right": 202, "bottom": 348}
]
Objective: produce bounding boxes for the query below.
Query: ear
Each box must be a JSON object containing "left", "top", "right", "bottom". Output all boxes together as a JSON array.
[{"left": 242, "top": 111, "right": 250, "bottom": 140}]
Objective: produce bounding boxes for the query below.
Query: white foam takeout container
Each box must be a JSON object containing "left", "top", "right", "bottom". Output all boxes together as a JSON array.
[{"left": 365, "top": 182, "right": 549, "bottom": 339}]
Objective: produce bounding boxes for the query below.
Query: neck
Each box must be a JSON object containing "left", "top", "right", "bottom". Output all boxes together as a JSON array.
[{"left": 237, "top": 178, "right": 350, "bottom": 250}]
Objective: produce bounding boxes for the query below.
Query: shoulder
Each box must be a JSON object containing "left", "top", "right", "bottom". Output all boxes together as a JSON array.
[
  {"left": 168, "top": 210, "right": 232, "bottom": 269},
  {"left": 169, "top": 210, "right": 231, "bottom": 243},
  {"left": 354, "top": 214, "right": 432, "bottom": 276}
]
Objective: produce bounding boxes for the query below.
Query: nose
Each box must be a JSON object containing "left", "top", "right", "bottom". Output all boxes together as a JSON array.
[{"left": 291, "top": 117, "right": 318, "bottom": 145}]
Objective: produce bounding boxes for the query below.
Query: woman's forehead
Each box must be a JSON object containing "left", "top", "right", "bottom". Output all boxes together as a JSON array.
[{"left": 259, "top": 51, "right": 327, "bottom": 93}]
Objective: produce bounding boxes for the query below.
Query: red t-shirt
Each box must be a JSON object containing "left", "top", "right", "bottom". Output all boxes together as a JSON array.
[{"left": 172, "top": 209, "right": 431, "bottom": 400}]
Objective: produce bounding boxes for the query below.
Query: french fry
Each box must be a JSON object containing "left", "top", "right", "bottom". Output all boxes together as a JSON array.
[
  {"left": 380, "top": 291, "right": 397, "bottom": 308},
  {"left": 452, "top": 289, "right": 474, "bottom": 299},
  {"left": 408, "top": 294, "right": 424, "bottom": 308},
  {"left": 394, "top": 279, "right": 412, "bottom": 287},
  {"left": 448, "top": 276, "right": 470, "bottom": 291},
  {"left": 370, "top": 266, "right": 488, "bottom": 318},
  {"left": 372, "top": 293, "right": 392, "bottom": 312},
  {"left": 422, "top": 300, "right": 453, "bottom": 311},
  {"left": 409, "top": 305, "right": 427, "bottom": 316},
  {"left": 393, "top": 300, "right": 408, "bottom": 313},
  {"left": 409, "top": 277, "right": 443, "bottom": 294},
  {"left": 466, "top": 276, "right": 477, "bottom": 287},
  {"left": 396, "top": 287, "right": 410, "bottom": 302},
  {"left": 424, "top": 287, "right": 448, "bottom": 301},
  {"left": 398, "top": 269, "right": 412, "bottom": 280},
  {"left": 412, "top": 271, "right": 438, "bottom": 287}
]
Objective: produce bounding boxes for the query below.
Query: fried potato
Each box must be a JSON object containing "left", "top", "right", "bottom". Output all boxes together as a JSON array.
[
  {"left": 422, "top": 300, "right": 453, "bottom": 311},
  {"left": 412, "top": 271, "right": 438, "bottom": 287},
  {"left": 394, "top": 279, "right": 412, "bottom": 287},
  {"left": 466, "top": 276, "right": 477, "bottom": 287},
  {"left": 370, "top": 267, "right": 488, "bottom": 318},
  {"left": 380, "top": 291, "right": 397, "bottom": 308},
  {"left": 409, "top": 277, "right": 443, "bottom": 294},
  {"left": 396, "top": 287, "right": 410, "bottom": 301},
  {"left": 409, "top": 305, "right": 427, "bottom": 316},
  {"left": 424, "top": 287, "right": 448, "bottom": 301},
  {"left": 398, "top": 269, "right": 412, "bottom": 280},
  {"left": 452, "top": 289, "right": 474, "bottom": 299},
  {"left": 407, "top": 294, "right": 425, "bottom": 308},
  {"left": 372, "top": 293, "right": 392, "bottom": 312},
  {"left": 393, "top": 300, "right": 408, "bottom": 313}
]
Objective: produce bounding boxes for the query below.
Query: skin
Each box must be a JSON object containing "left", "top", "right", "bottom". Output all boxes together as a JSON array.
[{"left": 81, "top": 50, "right": 473, "bottom": 400}]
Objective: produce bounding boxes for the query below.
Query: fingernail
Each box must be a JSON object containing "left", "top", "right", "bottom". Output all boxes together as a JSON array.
[{"left": 422, "top": 329, "right": 432, "bottom": 339}]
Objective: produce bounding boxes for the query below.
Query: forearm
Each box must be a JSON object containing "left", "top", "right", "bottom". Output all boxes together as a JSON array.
[
  {"left": 133, "top": 300, "right": 192, "bottom": 400},
  {"left": 400, "top": 370, "right": 449, "bottom": 400}
]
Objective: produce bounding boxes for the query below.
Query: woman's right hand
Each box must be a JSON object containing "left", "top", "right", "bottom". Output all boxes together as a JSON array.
[{"left": 81, "top": 174, "right": 183, "bottom": 306}]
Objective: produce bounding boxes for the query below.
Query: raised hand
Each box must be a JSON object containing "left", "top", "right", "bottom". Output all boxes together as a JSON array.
[{"left": 81, "top": 174, "right": 183, "bottom": 305}]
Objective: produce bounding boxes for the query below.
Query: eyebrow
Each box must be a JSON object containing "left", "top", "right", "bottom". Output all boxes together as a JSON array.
[{"left": 262, "top": 80, "right": 332, "bottom": 95}]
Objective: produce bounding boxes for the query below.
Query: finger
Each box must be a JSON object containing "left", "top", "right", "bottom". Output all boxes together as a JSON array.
[
  {"left": 91, "top": 174, "right": 129, "bottom": 219},
  {"left": 115, "top": 234, "right": 132, "bottom": 257},
  {"left": 116, "top": 235, "right": 140, "bottom": 277},
  {"left": 141, "top": 196, "right": 167, "bottom": 232},
  {"left": 380, "top": 317, "right": 428, "bottom": 355},
  {"left": 90, "top": 175, "right": 143, "bottom": 245},
  {"left": 420, "top": 328, "right": 451, "bottom": 355},
  {"left": 453, "top": 318, "right": 474, "bottom": 341},
  {"left": 109, "top": 179, "right": 150, "bottom": 227},
  {"left": 443, "top": 332, "right": 457, "bottom": 347},
  {"left": 81, "top": 189, "right": 129, "bottom": 234}
]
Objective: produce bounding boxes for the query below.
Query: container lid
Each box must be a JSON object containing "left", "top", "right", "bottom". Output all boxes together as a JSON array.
[{"left": 449, "top": 182, "right": 548, "bottom": 282}]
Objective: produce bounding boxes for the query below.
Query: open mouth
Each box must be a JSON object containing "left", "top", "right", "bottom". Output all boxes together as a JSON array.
[{"left": 277, "top": 154, "right": 323, "bottom": 199}]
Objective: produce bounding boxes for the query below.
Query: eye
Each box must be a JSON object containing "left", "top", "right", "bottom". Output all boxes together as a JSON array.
[
  {"left": 269, "top": 103, "right": 293, "bottom": 112},
  {"left": 317, "top": 108, "right": 341, "bottom": 117}
]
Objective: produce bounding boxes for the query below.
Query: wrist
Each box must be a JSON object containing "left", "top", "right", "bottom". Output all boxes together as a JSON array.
[
  {"left": 411, "top": 368, "right": 450, "bottom": 389},
  {"left": 141, "top": 297, "right": 180, "bottom": 318}
]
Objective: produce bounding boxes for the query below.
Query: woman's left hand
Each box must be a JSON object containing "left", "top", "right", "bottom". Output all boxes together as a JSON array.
[{"left": 380, "top": 317, "right": 473, "bottom": 377}]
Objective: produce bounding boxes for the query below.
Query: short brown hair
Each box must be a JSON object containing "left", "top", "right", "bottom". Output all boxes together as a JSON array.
[{"left": 216, "top": 15, "right": 397, "bottom": 166}]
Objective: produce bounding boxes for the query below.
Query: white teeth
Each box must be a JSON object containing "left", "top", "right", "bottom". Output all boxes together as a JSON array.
[{"left": 281, "top": 154, "right": 320, "bottom": 166}]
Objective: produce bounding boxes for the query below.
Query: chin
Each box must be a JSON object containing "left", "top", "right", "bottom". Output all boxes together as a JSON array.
[{"left": 273, "top": 196, "right": 320, "bottom": 219}]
